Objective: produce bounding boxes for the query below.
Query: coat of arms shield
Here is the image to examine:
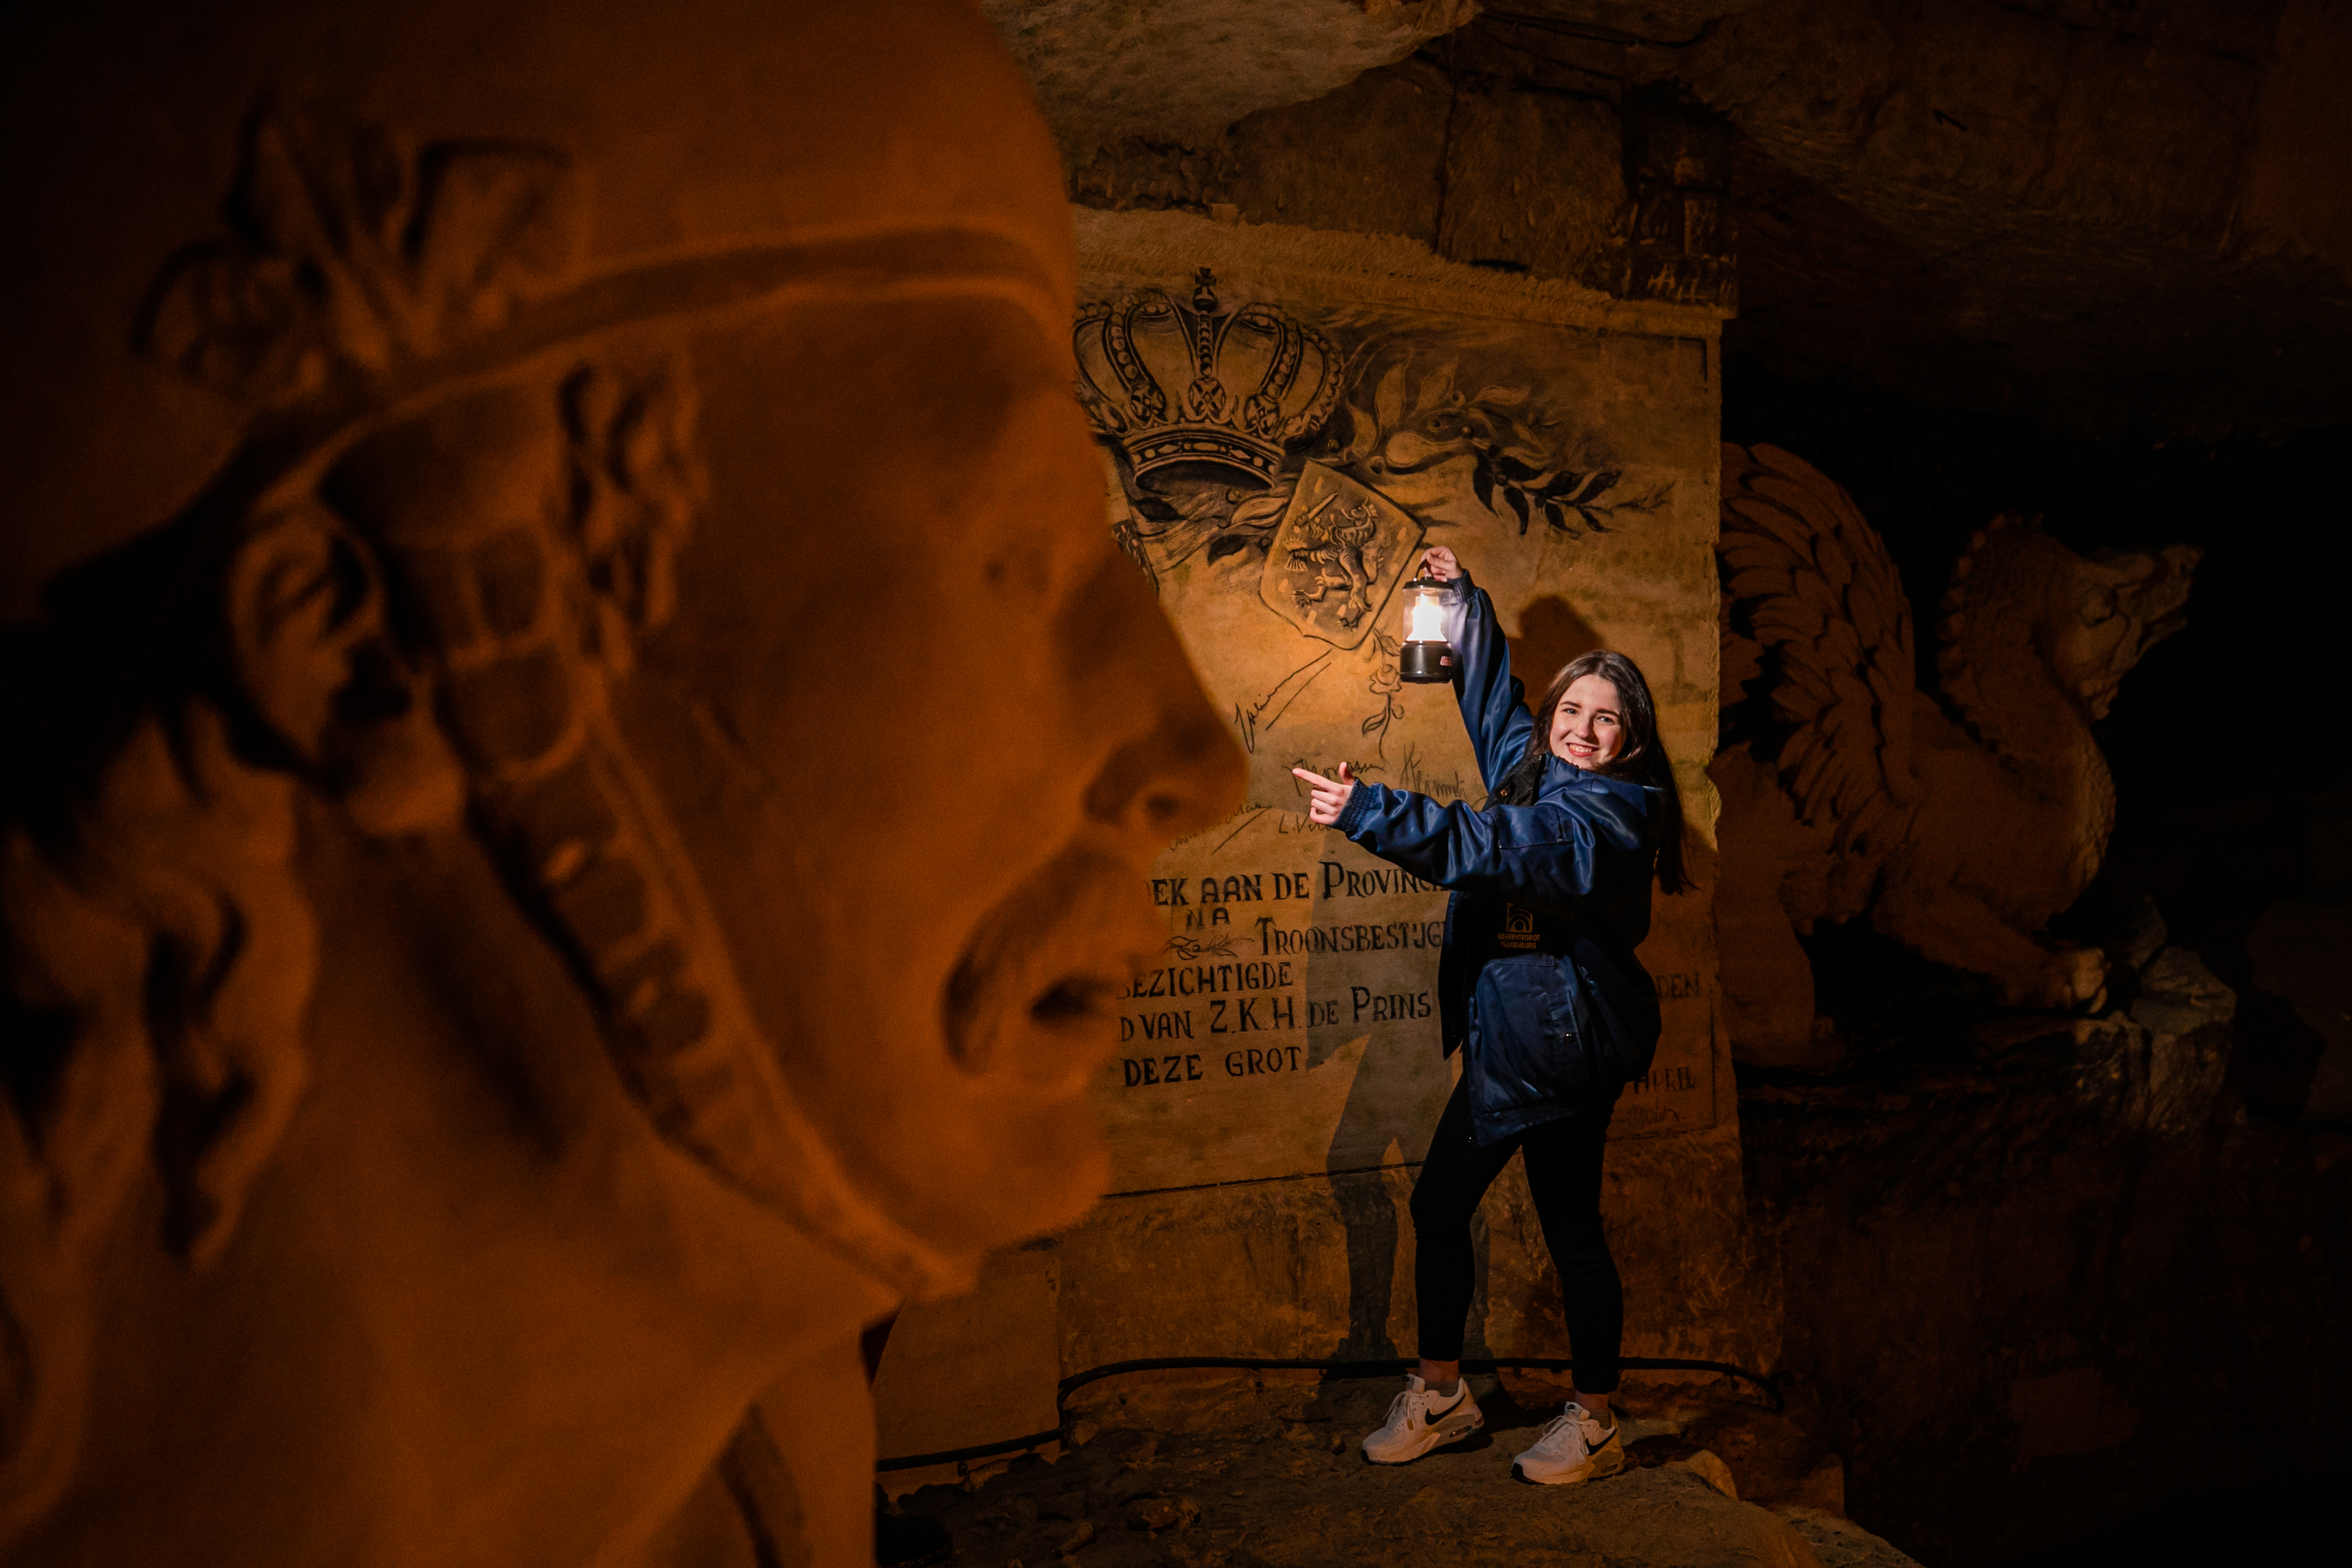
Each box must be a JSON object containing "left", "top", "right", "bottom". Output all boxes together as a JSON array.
[{"left": 1258, "top": 461, "right": 1425, "bottom": 649}]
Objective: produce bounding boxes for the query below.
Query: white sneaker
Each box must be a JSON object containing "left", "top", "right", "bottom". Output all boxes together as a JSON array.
[
  {"left": 1512, "top": 1400, "right": 1625, "bottom": 1485},
  {"left": 1360, "top": 1375, "right": 1485, "bottom": 1464}
]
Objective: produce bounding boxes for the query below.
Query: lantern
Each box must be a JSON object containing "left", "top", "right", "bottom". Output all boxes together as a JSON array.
[{"left": 1397, "top": 573, "right": 1456, "bottom": 683}]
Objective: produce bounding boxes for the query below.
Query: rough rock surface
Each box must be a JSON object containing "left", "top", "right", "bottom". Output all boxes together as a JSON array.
[
  {"left": 1779, "top": 1508, "right": 1925, "bottom": 1568},
  {"left": 986, "top": 0, "right": 1476, "bottom": 145},
  {"left": 1739, "top": 914, "right": 2352, "bottom": 1559},
  {"left": 894, "top": 1375, "right": 1926, "bottom": 1568},
  {"left": 1676, "top": 0, "right": 2352, "bottom": 432},
  {"left": 1059, "top": 60, "right": 1735, "bottom": 308},
  {"left": 1001, "top": 0, "right": 2352, "bottom": 433}
]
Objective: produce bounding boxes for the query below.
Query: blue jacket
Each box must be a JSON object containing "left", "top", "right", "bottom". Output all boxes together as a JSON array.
[{"left": 1333, "top": 570, "right": 1663, "bottom": 1145}]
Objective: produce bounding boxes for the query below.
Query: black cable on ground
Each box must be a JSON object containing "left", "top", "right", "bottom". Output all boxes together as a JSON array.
[{"left": 875, "top": 1354, "right": 1781, "bottom": 1473}]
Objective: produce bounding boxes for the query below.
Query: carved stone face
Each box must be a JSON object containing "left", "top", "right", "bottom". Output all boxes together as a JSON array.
[
  {"left": 0, "top": 262, "right": 1240, "bottom": 1568},
  {"left": 614, "top": 298, "right": 1243, "bottom": 1251},
  {"left": 304, "top": 288, "right": 1243, "bottom": 1280},
  {"left": 0, "top": 3, "right": 1248, "bottom": 1554}
]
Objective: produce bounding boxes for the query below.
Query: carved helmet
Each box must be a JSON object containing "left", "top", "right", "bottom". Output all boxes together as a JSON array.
[
  {"left": 0, "top": 0, "right": 1074, "bottom": 617},
  {"left": 0, "top": 1, "right": 1078, "bottom": 1297}
]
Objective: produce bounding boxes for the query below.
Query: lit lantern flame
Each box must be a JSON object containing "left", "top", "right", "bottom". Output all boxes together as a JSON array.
[
  {"left": 1405, "top": 590, "right": 1447, "bottom": 644},
  {"left": 1397, "top": 574, "right": 1455, "bottom": 683}
]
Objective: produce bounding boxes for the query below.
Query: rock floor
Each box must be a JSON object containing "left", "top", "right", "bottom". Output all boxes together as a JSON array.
[{"left": 890, "top": 1376, "right": 1924, "bottom": 1568}]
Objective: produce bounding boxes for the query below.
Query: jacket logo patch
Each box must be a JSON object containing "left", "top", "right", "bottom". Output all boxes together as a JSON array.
[{"left": 1497, "top": 903, "right": 1540, "bottom": 951}]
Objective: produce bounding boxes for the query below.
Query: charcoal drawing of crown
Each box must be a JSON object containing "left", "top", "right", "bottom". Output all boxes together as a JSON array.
[{"left": 1074, "top": 268, "right": 1341, "bottom": 485}]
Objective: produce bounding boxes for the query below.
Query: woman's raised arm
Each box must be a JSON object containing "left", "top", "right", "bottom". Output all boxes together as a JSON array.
[{"left": 1419, "top": 549, "right": 1535, "bottom": 794}]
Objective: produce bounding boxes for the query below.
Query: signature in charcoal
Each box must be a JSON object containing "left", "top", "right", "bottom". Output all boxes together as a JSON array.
[
  {"left": 1392, "top": 741, "right": 1469, "bottom": 803},
  {"left": 1165, "top": 933, "right": 1239, "bottom": 961},
  {"left": 1234, "top": 648, "right": 1334, "bottom": 754}
]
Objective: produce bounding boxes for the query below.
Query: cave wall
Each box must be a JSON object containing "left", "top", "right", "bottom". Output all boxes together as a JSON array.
[
  {"left": 861, "top": 3, "right": 2352, "bottom": 1549},
  {"left": 1018, "top": 3, "right": 2352, "bottom": 440},
  {"left": 875, "top": 210, "right": 1774, "bottom": 1467},
  {"left": 884, "top": 0, "right": 2352, "bottom": 1501}
]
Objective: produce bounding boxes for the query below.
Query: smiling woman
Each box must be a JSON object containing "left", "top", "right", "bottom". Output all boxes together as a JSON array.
[
  {"left": 1289, "top": 543, "right": 1690, "bottom": 1485},
  {"left": 1548, "top": 673, "right": 1626, "bottom": 767}
]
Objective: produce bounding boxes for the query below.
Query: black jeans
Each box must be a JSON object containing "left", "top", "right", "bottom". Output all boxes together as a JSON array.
[{"left": 1408, "top": 1076, "right": 1624, "bottom": 1392}]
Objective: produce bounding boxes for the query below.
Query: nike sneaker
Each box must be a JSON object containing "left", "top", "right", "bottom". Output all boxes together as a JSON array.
[
  {"left": 1360, "top": 1374, "right": 1485, "bottom": 1465},
  {"left": 1512, "top": 1400, "right": 1623, "bottom": 1485}
]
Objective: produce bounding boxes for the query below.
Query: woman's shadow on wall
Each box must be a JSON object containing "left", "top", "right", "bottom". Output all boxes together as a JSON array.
[
  {"left": 1320, "top": 592, "right": 1603, "bottom": 1362},
  {"left": 1505, "top": 596, "right": 1605, "bottom": 698}
]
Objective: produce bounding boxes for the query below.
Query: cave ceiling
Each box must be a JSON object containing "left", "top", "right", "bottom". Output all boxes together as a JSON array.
[
  {"left": 981, "top": 0, "right": 1483, "bottom": 144},
  {"left": 990, "top": 0, "right": 2352, "bottom": 436}
]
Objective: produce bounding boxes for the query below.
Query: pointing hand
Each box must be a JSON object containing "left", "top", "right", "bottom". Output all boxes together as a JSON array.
[{"left": 1290, "top": 762, "right": 1357, "bottom": 826}]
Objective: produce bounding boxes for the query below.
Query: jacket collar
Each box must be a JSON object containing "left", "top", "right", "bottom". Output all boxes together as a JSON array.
[{"left": 1537, "top": 754, "right": 1653, "bottom": 808}]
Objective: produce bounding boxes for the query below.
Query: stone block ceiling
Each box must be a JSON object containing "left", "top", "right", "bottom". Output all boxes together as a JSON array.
[
  {"left": 982, "top": 0, "right": 1480, "bottom": 144},
  {"left": 992, "top": 0, "right": 2352, "bottom": 434}
]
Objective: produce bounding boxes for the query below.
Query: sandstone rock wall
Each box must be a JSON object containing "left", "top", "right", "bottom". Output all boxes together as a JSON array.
[
  {"left": 1011, "top": 2, "right": 2352, "bottom": 437},
  {"left": 1065, "top": 62, "right": 1737, "bottom": 315},
  {"left": 1731, "top": 933, "right": 2348, "bottom": 1560},
  {"left": 878, "top": 209, "right": 1776, "bottom": 1462}
]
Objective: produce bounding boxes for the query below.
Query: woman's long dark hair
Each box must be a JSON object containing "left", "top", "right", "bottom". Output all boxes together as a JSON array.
[{"left": 1488, "top": 649, "right": 1689, "bottom": 894}]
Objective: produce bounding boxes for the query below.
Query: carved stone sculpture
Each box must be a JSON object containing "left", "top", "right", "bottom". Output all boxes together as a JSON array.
[
  {"left": 1712, "top": 444, "right": 2197, "bottom": 1069},
  {"left": 0, "top": 4, "right": 1241, "bottom": 1564}
]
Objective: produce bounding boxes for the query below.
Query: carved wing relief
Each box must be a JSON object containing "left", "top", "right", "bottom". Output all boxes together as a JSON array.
[{"left": 1718, "top": 443, "right": 1917, "bottom": 864}]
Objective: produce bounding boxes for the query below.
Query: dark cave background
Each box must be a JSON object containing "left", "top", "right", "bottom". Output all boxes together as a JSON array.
[
  {"left": 1723, "top": 355, "right": 2349, "bottom": 1563},
  {"left": 1723, "top": 358, "right": 2350, "bottom": 1114}
]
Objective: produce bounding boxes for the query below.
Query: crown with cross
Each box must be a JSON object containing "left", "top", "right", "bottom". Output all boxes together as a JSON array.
[{"left": 1073, "top": 268, "right": 1341, "bottom": 486}]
